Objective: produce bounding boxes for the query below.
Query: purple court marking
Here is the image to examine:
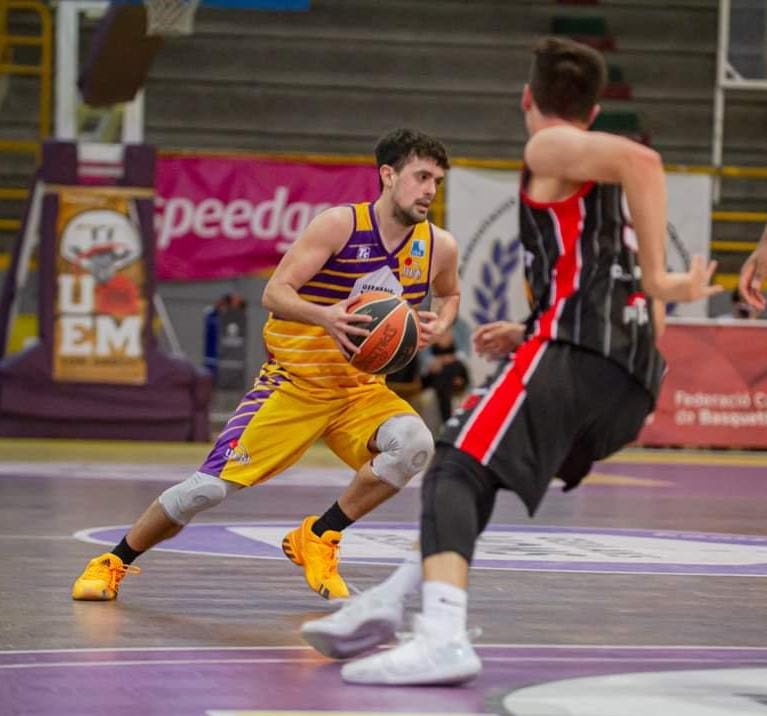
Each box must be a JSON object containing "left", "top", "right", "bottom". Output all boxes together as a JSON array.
[
  {"left": 76, "top": 521, "right": 767, "bottom": 577},
  {"left": 2, "top": 645, "right": 766, "bottom": 716}
]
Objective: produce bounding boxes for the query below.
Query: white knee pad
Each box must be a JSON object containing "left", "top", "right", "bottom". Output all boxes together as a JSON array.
[
  {"left": 158, "top": 471, "right": 239, "bottom": 525},
  {"left": 371, "top": 414, "right": 434, "bottom": 489}
]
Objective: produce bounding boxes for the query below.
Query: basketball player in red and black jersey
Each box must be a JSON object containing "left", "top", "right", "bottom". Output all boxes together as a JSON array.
[{"left": 301, "top": 37, "right": 723, "bottom": 684}]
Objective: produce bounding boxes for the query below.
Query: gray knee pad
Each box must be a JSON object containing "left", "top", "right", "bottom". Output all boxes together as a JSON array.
[
  {"left": 158, "top": 471, "right": 239, "bottom": 525},
  {"left": 371, "top": 414, "right": 434, "bottom": 489}
]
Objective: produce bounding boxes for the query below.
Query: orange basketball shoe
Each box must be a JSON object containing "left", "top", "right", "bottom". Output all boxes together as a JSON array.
[
  {"left": 282, "top": 516, "right": 349, "bottom": 600},
  {"left": 71, "top": 553, "right": 140, "bottom": 601}
]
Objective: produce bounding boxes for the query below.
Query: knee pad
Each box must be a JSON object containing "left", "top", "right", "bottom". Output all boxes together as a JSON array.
[
  {"left": 158, "top": 471, "right": 239, "bottom": 525},
  {"left": 371, "top": 414, "right": 434, "bottom": 489}
]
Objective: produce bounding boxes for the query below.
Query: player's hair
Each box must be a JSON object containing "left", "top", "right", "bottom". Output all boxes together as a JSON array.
[
  {"left": 529, "top": 36, "right": 607, "bottom": 122},
  {"left": 374, "top": 128, "right": 450, "bottom": 174}
]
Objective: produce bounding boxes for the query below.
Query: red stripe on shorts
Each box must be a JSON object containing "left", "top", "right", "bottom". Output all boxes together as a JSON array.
[{"left": 455, "top": 338, "right": 547, "bottom": 464}]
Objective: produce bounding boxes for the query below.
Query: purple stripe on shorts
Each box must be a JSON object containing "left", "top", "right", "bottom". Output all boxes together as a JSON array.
[{"left": 198, "top": 382, "right": 277, "bottom": 477}]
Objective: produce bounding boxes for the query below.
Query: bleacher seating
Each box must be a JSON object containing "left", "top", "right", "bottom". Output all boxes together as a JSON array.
[{"left": 0, "top": 0, "right": 765, "bottom": 292}]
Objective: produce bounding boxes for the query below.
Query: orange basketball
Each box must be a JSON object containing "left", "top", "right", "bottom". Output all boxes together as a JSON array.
[{"left": 347, "top": 291, "right": 421, "bottom": 375}]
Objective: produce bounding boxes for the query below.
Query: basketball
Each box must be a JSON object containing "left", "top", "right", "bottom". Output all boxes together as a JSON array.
[{"left": 347, "top": 291, "right": 421, "bottom": 375}]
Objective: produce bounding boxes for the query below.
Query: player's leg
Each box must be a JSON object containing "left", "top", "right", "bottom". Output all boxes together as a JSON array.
[
  {"left": 286, "top": 385, "right": 433, "bottom": 601},
  {"left": 557, "top": 348, "right": 654, "bottom": 491},
  {"left": 72, "top": 372, "right": 329, "bottom": 601},
  {"left": 340, "top": 341, "right": 582, "bottom": 685}
]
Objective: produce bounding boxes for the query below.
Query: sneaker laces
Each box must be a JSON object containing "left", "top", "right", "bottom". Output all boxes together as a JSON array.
[
  {"left": 108, "top": 564, "right": 141, "bottom": 591},
  {"left": 314, "top": 540, "right": 341, "bottom": 581},
  {"left": 85, "top": 560, "right": 141, "bottom": 591}
]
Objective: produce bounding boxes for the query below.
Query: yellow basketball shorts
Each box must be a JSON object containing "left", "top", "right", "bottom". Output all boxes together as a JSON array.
[{"left": 197, "top": 370, "right": 417, "bottom": 487}]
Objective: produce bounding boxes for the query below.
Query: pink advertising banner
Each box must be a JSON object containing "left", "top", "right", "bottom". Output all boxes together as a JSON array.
[
  {"left": 155, "top": 156, "right": 379, "bottom": 280},
  {"left": 637, "top": 321, "right": 767, "bottom": 449}
]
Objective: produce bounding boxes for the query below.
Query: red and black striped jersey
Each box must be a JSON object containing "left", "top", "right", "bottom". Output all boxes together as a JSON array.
[{"left": 519, "top": 170, "right": 665, "bottom": 398}]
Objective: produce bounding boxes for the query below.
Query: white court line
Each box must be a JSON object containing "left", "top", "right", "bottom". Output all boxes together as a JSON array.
[
  {"left": 3, "top": 656, "right": 767, "bottom": 671},
  {"left": 4, "top": 644, "right": 767, "bottom": 656},
  {"left": 1, "top": 646, "right": 313, "bottom": 655},
  {"left": 0, "top": 463, "right": 368, "bottom": 488},
  {"left": 0, "top": 534, "right": 74, "bottom": 540},
  {"left": 0, "top": 658, "right": 319, "bottom": 670}
]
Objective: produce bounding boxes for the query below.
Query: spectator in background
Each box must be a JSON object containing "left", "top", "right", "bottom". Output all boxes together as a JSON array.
[
  {"left": 420, "top": 326, "right": 469, "bottom": 424},
  {"left": 731, "top": 287, "right": 760, "bottom": 319},
  {"left": 738, "top": 224, "right": 767, "bottom": 312}
]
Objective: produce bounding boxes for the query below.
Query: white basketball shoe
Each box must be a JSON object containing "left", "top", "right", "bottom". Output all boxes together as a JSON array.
[
  {"left": 301, "top": 588, "right": 405, "bottom": 659},
  {"left": 340, "top": 614, "right": 482, "bottom": 686}
]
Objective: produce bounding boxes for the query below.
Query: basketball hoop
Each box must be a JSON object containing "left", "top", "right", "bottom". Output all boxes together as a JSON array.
[{"left": 143, "top": 0, "right": 200, "bottom": 36}]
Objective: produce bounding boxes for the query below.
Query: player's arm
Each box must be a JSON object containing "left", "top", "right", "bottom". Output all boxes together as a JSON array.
[
  {"left": 524, "top": 127, "right": 722, "bottom": 304},
  {"left": 738, "top": 224, "right": 767, "bottom": 311},
  {"left": 419, "top": 227, "right": 460, "bottom": 348},
  {"left": 262, "top": 207, "right": 371, "bottom": 355}
]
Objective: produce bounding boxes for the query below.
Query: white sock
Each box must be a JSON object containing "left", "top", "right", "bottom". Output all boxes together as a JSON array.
[
  {"left": 372, "top": 548, "right": 422, "bottom": 601},
  {"left": 422, "top": 580, "right": 467, "bottom": 633}
]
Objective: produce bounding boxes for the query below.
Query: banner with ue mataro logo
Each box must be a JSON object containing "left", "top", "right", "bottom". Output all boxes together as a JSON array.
[{"left": 53, "top": 187, "right": 147, "bottom": 385}]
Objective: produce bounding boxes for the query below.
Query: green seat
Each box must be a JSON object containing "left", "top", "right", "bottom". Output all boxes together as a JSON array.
[
  {"left": 592, "top": 111, "right": 640, "bottom": 134},
  {"left": 551, "top": 16, "right": 608, "bottom": 37}
]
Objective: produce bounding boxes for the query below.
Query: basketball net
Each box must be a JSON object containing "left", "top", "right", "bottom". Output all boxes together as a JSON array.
[{"left": 143, "top": 0, "right": 200, "bottom": 36}]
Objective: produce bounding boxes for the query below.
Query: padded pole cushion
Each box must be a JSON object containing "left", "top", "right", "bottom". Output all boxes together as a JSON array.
[{"left": 78, "top": 5, "right": 163, "bottom": 106}]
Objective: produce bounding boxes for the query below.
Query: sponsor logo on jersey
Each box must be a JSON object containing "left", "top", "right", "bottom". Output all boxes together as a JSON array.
[
  {"left": 224, "top": 440, "right": 250, "bottom": 465},
  {"left": 623, "top": 292, "right": 649, "bottom": 325},
  {"left": 401, "top": 265, "right": 422, "bottom": 280},
  {"left": 410, "top": 239, "right": 426, "bottom": 258}
]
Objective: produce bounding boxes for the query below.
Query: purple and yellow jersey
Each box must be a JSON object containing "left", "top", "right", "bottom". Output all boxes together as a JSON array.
[{"left": 262, "top": 202, "right": 434, "bottom": 389}]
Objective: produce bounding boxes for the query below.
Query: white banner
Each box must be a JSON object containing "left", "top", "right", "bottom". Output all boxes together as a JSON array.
[
  {"left": 446, "top": 167, "right": 525, "bottom": 384},
  {"left": 447, "top": 168, "right": 712, "bottom": 382},
  {"left": 664, "top": 173, "right": 712, "bottom": 318}
]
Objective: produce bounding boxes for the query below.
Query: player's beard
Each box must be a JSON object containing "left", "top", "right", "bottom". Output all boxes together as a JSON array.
[{"left": 392, "top": 202, "right": 425, "bottom": 227}]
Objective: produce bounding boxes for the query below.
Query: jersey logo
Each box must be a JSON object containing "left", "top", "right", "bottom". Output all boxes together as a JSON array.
[
  {"left": 356, "top": 246, "right": 371, "bottom": 260},
  {"left": 349, "top": 265, "right": 403, "bottom": 298},
  {"left": 224, "top": 440, "right": 251, "bottom": 465},
  {"left": 623, "top": 292, "right": 649, "bottom": 325},
  {"left": 401, "top": 265, "right": 422, "bottom": 280},
  {"left": 410, "top": 239, "right": 426, "bottom": 258}
]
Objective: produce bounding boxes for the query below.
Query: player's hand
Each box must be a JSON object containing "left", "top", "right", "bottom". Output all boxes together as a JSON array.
[
  {"left": 685, "top": 256, "right": 724, "bottom": 302},
  {"left": 649, "top": 256, "right": 723, "bottom": 303},
  {"left": 320, "top": 297, "right": 372, "bottom": 358},
  {"left": 738, "top": 244, "right": 767, "bottom": 312},
  {"left": 472, "top": 321, "right": 526, "bottom": 359},
  {"left": 416, "top": 310, "right": 444, "bottom": 349}
]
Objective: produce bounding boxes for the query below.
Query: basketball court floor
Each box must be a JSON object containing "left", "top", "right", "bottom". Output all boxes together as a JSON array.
[{"left": 1, "top": 438, "right": 766, "bottom": 715}]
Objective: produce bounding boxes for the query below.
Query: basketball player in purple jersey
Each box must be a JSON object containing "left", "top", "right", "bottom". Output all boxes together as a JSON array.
[
  {"left": 72, "top": 129, "right": 461, "bottom": 602},
  {"left": 301, "top": 38, "right": 723, "bottom": 684}
]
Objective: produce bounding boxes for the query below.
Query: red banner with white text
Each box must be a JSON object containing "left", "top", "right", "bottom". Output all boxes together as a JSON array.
[
  {"left": 155, "top": 156, "right": 379, "bottom": 280},
  {"left": 638, "top": 321, "right": 767, "bottom": 448}
]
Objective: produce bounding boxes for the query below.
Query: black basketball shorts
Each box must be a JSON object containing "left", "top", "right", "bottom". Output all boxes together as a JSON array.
[{"left": 437, "top": 338, "right": 654, "bottom": 516}]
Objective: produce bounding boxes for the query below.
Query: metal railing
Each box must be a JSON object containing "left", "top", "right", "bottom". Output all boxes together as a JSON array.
[{"left": 0, "top": 0, "right": 52, "bottom": 234}]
